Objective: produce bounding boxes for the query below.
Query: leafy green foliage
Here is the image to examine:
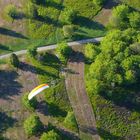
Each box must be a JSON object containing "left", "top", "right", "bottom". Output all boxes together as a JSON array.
[
  {"left": 61, "top": 8, "right": 77, "bottom": 24},
  {"left": 56, "top": 42, "right": 72, "bottom": 64},
  {"left": 128, "top": 12, "right": 140, "bottom": 29},
  {"left": 63, "top": 25, "right": 75, "bottom": 38},
  {"left": 40, "top": 130, "right": 61, "bottom": 140},
  {"left": 5, "top": 4, "right": 19, "bottom": 20},
  {"left": 27, "top": 46, "right": 37, "bottom": 58},
  {"left": 86, "top": 29, "right": 140, "bottom": 139},
  {"left": 64, "top": 111, "right": 78, "bottom": 132},
  {"left": 85, "top": 43, "right": 99, "bottom": 63},
  {"left": 27, "top": 3, "right": 38, "bottom": 19},
  {"left": 22, "top": 93, "right": 37, "bottom": 111},
  {"left": 24, "top": 114, "right": 43, "bottom": 137},
  {"left": 93, "top": 0, "right": 106, "bottom": 6},
  {"left": 108, "top": 5, "right": 130, "bottom": 29},
  {"left": 9, "top": 53, "right": 19, "bottom": 68}
]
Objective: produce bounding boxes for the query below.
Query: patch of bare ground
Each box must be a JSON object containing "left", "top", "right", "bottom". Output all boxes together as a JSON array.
[
  {"left": 0, "top": 56, "right": 39, "bottom": 140},
  {"left": 65, "top": 46, "right": 100, "bottom": 140},
  {"left": 94, "top": 0, "right": 118, "bottom": 26}
]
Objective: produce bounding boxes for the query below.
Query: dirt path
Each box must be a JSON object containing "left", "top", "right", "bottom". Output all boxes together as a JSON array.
[{"left": 65, "top": 47, "right": 100, "bottom": 140}]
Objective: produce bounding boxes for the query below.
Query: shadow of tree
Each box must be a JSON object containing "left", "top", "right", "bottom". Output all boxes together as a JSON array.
[
  {"left": 38, "top": 52, "right": 61, "bottom": 70},
  {"left": 100, "top": 86, "right": 140, "bottom": 113},
  {"left": 98, "top": 128, "right": 124, "bottom": 140},
  {"left": 0, "top": 44, "right": 12, "bottom": 51},
  {"left": 36, "top": 15, "right": 62, "bottom": 27},
  {"left": 103, "top": 0, "right": 118, "bottom": 9},
  {"left": 0, "top": 112, "right": 17, "bottom": 133},
  {"left": 47, "top": 102, "right": 67, "bottom": 117},
  {"left": 19, "top": 62, "right": 58, "bottom": 79},
  {"left": 46, "top": 1, "right": 64, "bottom": 10},
  {"left": 0, "top": 27, "right": 28, "bottom": 39},
  {"left": 0, "top": 70, "right": 22, "bottom": 100},
  {"left": 74, "top": 16, "right": 105, "bottom": 30}
]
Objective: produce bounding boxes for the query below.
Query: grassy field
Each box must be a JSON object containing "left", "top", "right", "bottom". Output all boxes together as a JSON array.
[{"left": 0, "top": 0, "right": 106, "bottom": 55}]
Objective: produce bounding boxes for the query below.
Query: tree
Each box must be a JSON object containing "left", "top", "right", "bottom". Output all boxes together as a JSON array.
[
  {"left": 128, "top": 12, "right": 140, "bottom": 29},
  {"left": 87, "top": 29, "right": 140, "bottom": 95},
  {"left": 5, "top": 4, "right": 19, "bottom": 20},
  {"left": 40, "top": 130, "right": 61, "bottom": 140},
  {"left": 85, "top": 43, "right": 99, "bottom": 62},
  {"left": 28, "top": 4, "right": 38, "bottom": 19},
  {"left": 93, "top": 0, "right": 106, "bottom": 6},
  {"left": 63, "top": 25, "right": 75, "bottom": 38},
  {"left": 56, "top": 42, "right": 72, "bottom": 64},
  {"left": 61, "top": 8, "right": 77, "bottom": 24},
  {"left": 9, "top": 53, "right": 19, "bottom": 68},
  {"left": 24, "top": 114, "right": 43, "bottom": 137},
  {"left": 64, "top": 111, "right": 78, "bottom": 131},
  {"left": 22, "top": 93, "right": 37, "bottom": 111},
  {"left": 108, "top": 5, "right": 129, "bottom": 29},
  {"left": 27, "top": 46, "right": 37, "bottom": 58}
]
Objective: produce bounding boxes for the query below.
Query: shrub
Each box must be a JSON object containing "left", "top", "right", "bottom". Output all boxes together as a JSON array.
[
  {"left": 64, "top": 111, "right": 78, "bottom": 131},
  {"left": 9, "top": 53, "right": 19, "bottom": 68},
  {"left": 93, "top": 0, "right": 106, "bottom": 6},
  {"left": 85, "top": 43, "right": 99, "bottom": 63},
  {"left": 24, "top": 114, "right": 43, "bottom": 137},
  {"left": 27, "top": 46, "right": 37, "bottom": 58},
  {"left": 56, "top": 42, "right": 72, "bottom": 64},
  {"left": 22, "top": 93, "right": 37, "bottom": 111},
  {"left": 28, "top": 4, "right": 38, "bottom": 19},
  {"left": 63, "top": 25, "right": 75, "bottom": 38},
  {"left": 108, "top": 5, "right": 129, "bottom": 29},
  {"left": 128, "top": 12, "right": 140, "bottom": 29},
  {"left": 40, "top": 130, "right": 61, "bottom": 140},
  {"left": 5, "top": 4, "right": 19, "bottom": 20},
  {"left": 61, "top": 8, "right": 77, "bottom": 24}
]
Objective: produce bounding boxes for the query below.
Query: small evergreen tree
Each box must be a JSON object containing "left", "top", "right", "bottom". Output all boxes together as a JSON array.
[
  {"left": 9, "top": 53, "right": 19, "bottom": 68},
  {"left": 24, "top": 114, "right": 43, "bottom": 137},
  {"left": 40, "top": 130, "right": 61, "bottom": 140}
]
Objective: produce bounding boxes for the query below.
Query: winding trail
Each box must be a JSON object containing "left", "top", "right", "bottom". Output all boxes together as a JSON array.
[
  {"left": 65, "top": 47, "right": 100, "bottom": 140},
  {"left": 0, "top": 37, "right": 103, "bottom": 59}
]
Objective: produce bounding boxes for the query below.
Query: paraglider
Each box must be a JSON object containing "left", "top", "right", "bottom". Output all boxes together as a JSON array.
[{"left": 28, "top": 84, "right": 49, "bottom": 100}]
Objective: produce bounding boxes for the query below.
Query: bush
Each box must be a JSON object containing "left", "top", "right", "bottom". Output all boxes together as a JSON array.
[
  {"left": 24, "top": 114, "right": 43, "bottom": 137},
  {"left": 5, "top": 4, "right": 19, "bottom": 20},
  {"left": 64, "top": 111, "right": 78, "bottom": 131},
  {"left": 9, "top": 53, "right": 19, "bottom": 68},
  {"left": 128, "top": 12, "right": 140, "bottom": 29},
  {"left": 63, "top": 25, "right": 75, "bottom": 38},
  {"left": 40, "top": 130, "right": 61, "bottom": 140},
  {"left": 27, "top": 46, "right": 37, "bottom": 58},
  {"left": 56, "top": 42, "right": 72, "bottom": 64},
  {"left": 108, "top": 5, "right": 129, "bottom": 29},
  {"left": 22, "top": 93, "right": 37, "bottom": 111},
  {"left": 61, "top": 8, "right": 77, "bottom": 24},
  {"left": 85, "top": 43, "right": 99, "bottom": 63},
  {"left": 28, "top": 4, "right": 38, "bottom": 19},
  {"left": 93, "top": 0, "right": 106, "bottom": 6}
]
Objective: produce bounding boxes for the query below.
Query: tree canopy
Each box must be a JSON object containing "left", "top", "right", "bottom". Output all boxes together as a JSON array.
[
  {"left": 40, "top": 130, "right": 61, "bottom": 140},
  {"left": 86, "top": 29, "right": 140, "bottom": 95}
]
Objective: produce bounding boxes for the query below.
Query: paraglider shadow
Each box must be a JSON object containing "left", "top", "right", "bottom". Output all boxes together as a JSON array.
[
  {"left": 0, "top": 27, "right": 28, "bottom": 39},
  {"left": 36, "top": 101, "right": 48, "bottom": 115},
  {"left": 47, "top": 103, "right": 67, "bottom": 117},
  {"left": 19, "top": 62, "right": 58, "bottom": 79},
  {"left": 0, "top": 112, "right": 17, "bottom": 133},
  {"left": 0, "top": 70, "right": 22, "bottom": 100}
]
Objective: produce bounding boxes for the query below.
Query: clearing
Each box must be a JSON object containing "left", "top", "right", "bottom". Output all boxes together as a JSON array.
[{"left": 65, "top": 46, "right": 100, "bottom": 140}]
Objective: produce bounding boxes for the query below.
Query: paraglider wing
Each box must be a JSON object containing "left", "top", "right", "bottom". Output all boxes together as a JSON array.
[{"left": 28, "top": 84, "right": 49, "bottom": 100}]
